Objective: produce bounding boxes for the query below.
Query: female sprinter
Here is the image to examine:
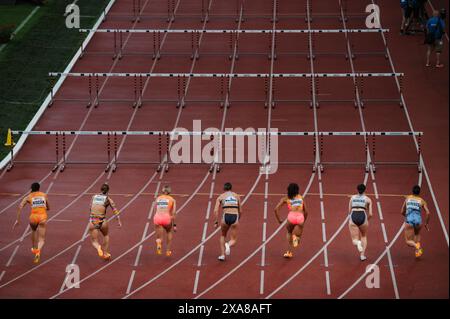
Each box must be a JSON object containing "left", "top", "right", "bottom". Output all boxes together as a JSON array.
[
  {"left": 214, "top": 182, "right": 242, "bottom": 261},
  {"left": 153, "top": 185, "right": 176, "bottom": 256},
  {"left": 13, "top": 182, "right": 50, "bottom": 263},
  {"left": 348, "top": 184, "right": 373, "bottom": 261},
  {"left": 274, "top": 183, "right": 308, "bottom": 258},
  {"left": 401, "top": 185, "right": 431, "bottom": 258}
]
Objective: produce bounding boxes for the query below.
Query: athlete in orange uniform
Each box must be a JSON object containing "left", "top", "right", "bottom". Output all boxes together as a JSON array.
[
  {"left": 153, "top": 185, "right": 176, "bottom": 256},
  {"left": 401, "top": 185, "right": 431, "bottom": 258},
  {"left": 89, "top": 183, "right": 121, "bottom": 261},
  {"left": 274, "top": 183, "right": 308, "bottom": 258},
  {"left": 13, "top": 182, "right": 50, "bottom": 263}
]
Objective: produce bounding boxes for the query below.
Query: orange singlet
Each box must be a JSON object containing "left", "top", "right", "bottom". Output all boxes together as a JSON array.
[
  {"left": 153, "top": 194, "right": 174, "bottom": 227},
  {"left": 287, "top": 195, "right": 305, "bottom": 225},
  {"left": 28, "top": 192, "right": 48, "bottom": 225}
]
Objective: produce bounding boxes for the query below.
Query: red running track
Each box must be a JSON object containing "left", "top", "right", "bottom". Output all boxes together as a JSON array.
[{"left": 0, "top": 0, "right": 447, "bottom": 299}]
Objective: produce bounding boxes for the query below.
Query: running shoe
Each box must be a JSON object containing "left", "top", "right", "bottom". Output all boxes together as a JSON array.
[
  {"left": 218, "top": 255, "right": 225, "bottom": 261},
  {"left": 102, "top": 253, "right": 111, "bottom": 261},
  {"left": 360, "top": 255, "right": 367, "bottom": 261},
  {"left": 225, "top": 242, "right": 231, "bottom": 255},
  {"left": 33, "top": 253, "right": 41, "bottom": 264},
  {"left": 415, "top": 247, "right": 424, "bottom": 258},
  {"left": 283, "top": 251, "right": 293, "bottom": 258},
  {"left": 166, "top": 250, "right": 172, "bottom": 257}
]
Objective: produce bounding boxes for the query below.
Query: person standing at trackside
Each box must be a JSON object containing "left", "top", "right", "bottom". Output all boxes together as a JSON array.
[
  {"left": 153, "top": 185, "right": 177, "bottom": 257},
  {"left": 274, "top": 183, "right": 308, "bottom": 259},
  {"left": 348, "top": 184, "right": 373, "bottom": 261},
  {"left": 425, "top": 9, "right": 446, "bottom": 68},
  {"left": 400, "top": 0, "right": 413, "bottom": 35},
  {"left": 214, "top": 183, "right": 241, "bottom": 261},
  {"left": 89, "top": 183, "right": 122, "bottom": 261},
  {"left": 401, "top": 185, "right": 431, "bottom": 258},
  {"left": 13, "top": 182, "right": 50, "bottom": 264}
]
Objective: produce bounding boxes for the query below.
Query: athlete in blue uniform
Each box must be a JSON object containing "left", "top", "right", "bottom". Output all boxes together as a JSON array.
[{"left": 401, "top": 185, "right": 431, "bottom": 258}]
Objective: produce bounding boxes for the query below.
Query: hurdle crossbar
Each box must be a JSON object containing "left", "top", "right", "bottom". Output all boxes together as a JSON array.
[
  {"left": 79, "top": 28, "right": 390, "bottom": 34},
  {"left": 11, "top": 131, "right": 422, "bottom": 137},
  {"left": 49, "top": 72, "right": 404, "bottom": 78}
]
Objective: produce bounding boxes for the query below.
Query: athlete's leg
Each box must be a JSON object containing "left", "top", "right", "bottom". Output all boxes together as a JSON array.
[
  {"left": 30, "top": 223, "right": 38, "bottom": 250},
  {"left": 37, "top": 221, "right": 47, "bottom": 251},
  {"left": 286, "top": 222, "right": 295, "bottom": 251},
  {"left": 404, "top": 223, "right": 417, "bottom": 247},
  {"left": 229, "top": 223, "right": 238, "bottom": 247},
  {"left": 165, "top": 224, "right": 173, "bottom": 254},
  {"left": 220, "top": 222, "right": 231, "bottom": 257},
  {"left": 155, "top": 225, "right": 164, "bottom": 254},
  {"left": 359, "top": 221, "right": 369, "bottom": 256},
  {"left": 100, "top": 221, "right": 110, "bottom": 256},
  {"left": 89, "top": 223, "right": 103, "bottom": 256}
]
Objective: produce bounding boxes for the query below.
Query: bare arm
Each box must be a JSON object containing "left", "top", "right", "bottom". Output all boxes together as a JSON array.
[
  {"left": 213, "top": 196, "right": 221, "bottom": 227},
  {"left": 45, "top": 194, "right": 50, "bottom": 211},
  {"left": 367, "top": 198, "right": 373, "bottom": 220},
  {"left": 108, "top": 197, "right": 122, "bottom": 227},
  {"left": 401, "top": 200, "right": 406, "bottom": 217},
  {"left": 274, "top": 197, "right": 286, "bottom": 224},
  {"left": 303, "top": 201, "right": 308, "bottom": 221},
  {"left": 237, "top": 195, "right": 242, "bottom": 219},
  {"left": 423, "top": 201, "right": 431, "bottom": 228},
  {"left": 171, "top": 200, "right": 177, "bottom": 224},
  {"left": 13, "top": 197, "right": 28, "bottom": 229}
]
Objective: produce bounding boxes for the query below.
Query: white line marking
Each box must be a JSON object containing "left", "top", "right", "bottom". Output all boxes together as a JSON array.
[
  {"left": 197, "top": 245, "right": 204, "bottom": 267},
  {"left": 260, "top": 270, "right": 265, "bottom": 295},
  {"left": 376, "top": 202, "right": 384, "bottom": 221},
  {"left": 320, "top": 201, "right": 325, "bottom": 220},
  {"left": 126, "top": 270, "right": 136, "bottom": 294},
  {"left": 325, "top": 271, "right": 331, "bottom": 295},
  {"left": 322, "top": 223, "right": 327, "bottom": 242},
  {"left": 193, "top": 270, "right": 200, "bottom": 294},
  {"left": 380, "top": 223, "right": 389, "bottom": 244},
  {"left": 134, "top": 245, "right": 143, "bottom": 267},
  {"left": 0, "top": 270, "right": 5, "bottom": 282},
  {"left": 6, "top": 246, "right": 19, "bottom": 267},
  {"left": 201, "top": 223, "right": 208, "bottom": 241},
  {"left": 141, "top": 223, "right": 150, "bottom": 241}
]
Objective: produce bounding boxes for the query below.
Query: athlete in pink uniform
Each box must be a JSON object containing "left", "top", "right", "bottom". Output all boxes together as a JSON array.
[
  {"left": 153, "top": 185, "right": 176, "bottom": 256},
  {"left": 274, "top": 183, "right": 308, "bottom": 258}
]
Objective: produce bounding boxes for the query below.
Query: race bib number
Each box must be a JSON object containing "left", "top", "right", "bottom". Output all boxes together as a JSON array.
[{"left": 31, "top": 197, "right": 46, "bottom": 208}]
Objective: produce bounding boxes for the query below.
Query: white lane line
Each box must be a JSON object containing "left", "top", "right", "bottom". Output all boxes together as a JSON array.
[
  {"left": 197, "top": 246, "right": 204, "bottom": 267},
  {"left": 6, "top": 246, "right": 19, "bottom": 267},
  {"left": 260, "top": 270, "right": 265, "bottom": 295},
  {"left": 380, "top": 223, "right": 389, "bottom": 244},
  {"left": 322, "top": 223, "right": 327, "bottom": 243},
  {"left": 126, "top": 270, "right": 136, "bottom": 294},
  {"left": 193, "top": 270, "right": 201, "bottom": 295},
  {"left": 134, "top": 245, "right": 143, "bottom": 267},
  {"left": 0, "top": 270, "right": 5, "bottom": 282},
  {"left": 325, "top": 271, "right": 331, "bottom": 295}
]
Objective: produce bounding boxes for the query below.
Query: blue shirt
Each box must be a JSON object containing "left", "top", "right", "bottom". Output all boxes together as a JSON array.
[{"left": 427, "top": 17, "right": 446, "bottom": 40}]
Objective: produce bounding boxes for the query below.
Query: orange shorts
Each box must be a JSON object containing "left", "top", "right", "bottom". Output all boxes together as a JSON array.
[
  {"left": 153, "top": 213, "right": 171, "bottom": 227},
  {"left": 29, "top": 213, "right": 47, "bottom": 225},
  {"left": 287, "top": 211, "right": 304, "bottom": 226}
]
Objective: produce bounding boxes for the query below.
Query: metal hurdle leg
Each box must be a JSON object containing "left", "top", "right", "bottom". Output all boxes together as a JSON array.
[
  {"left": 6, "top": 147, "right": 14, "bottom": 172},
  {"left": 52, "top": 133, "right": 60, "bottom": 172},
  {"left": 94, "top": 75, "right": 100, "bottom": 108},
  {"left": 60, "top": 132, "right": 66, "bottom": 172},
  {"left": 87, "top": 75, "right": 92, "bottom": 108},
  {"left": 165, "top": 133, "right": 170, "bottom": 172},
  {"left": 176, "top": 75, "right": 186, "bottom": 108},
  {"left": 157, "top": 133, "right": 163, "bottom": 172},
  {"left": 112, "top": 133, "right": 118, "bottom": 172},
  {"left": 105, "top": 132, "right": 111, "bottom": 172}
]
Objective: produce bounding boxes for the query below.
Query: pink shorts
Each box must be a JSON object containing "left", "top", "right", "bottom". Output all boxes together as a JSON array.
[
  {"left": 287, "top": 212, "right": 305, "bottom": 225},
  {"left": 153, "top": 213, "right": 171, "bottom": 227}
]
